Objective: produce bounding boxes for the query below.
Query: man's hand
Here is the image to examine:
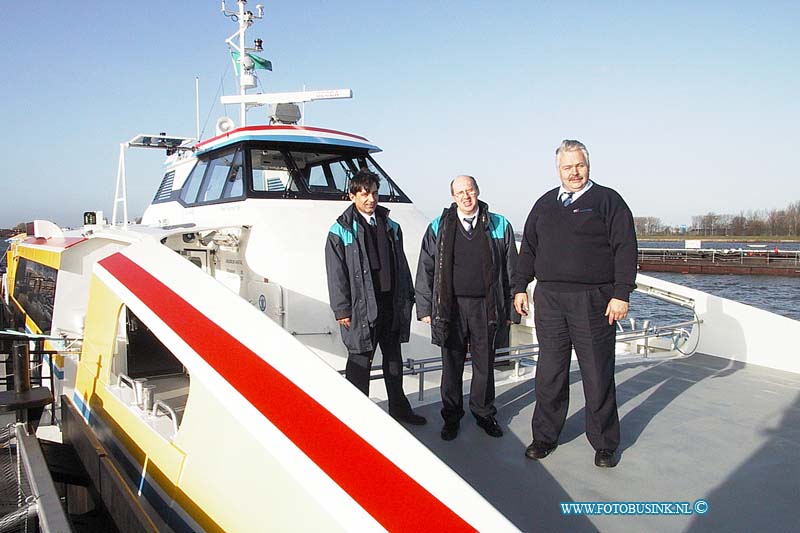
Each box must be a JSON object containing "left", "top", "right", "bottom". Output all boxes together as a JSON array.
[
  {"left": 604, "top": 298, "right": 629, "bottom": 325},
  {"left": 337, "top": 317, "right": 351, "bottom": 329},
  {"left": 514, "top": 293, "right": 529, "bottom": 316},
  {"left": 420, "top": 316, "right": 432, "bottom": 324}
]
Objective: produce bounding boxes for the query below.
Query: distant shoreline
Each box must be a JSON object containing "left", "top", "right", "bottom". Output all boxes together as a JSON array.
[
  {"left": 512, "top": 233, "right": 800, "bottom": 243},
  {"left": 637, "top": 236, "right": 800, "bottom": 242}
]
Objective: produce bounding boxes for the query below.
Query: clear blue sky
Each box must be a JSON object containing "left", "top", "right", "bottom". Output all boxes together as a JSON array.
[{"left": 1, "top": 1, "right": 798, "bottom": 230}]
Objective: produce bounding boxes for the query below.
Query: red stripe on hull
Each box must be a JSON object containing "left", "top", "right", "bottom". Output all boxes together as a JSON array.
[{"left": 98, "top": 253, "right": 475, "bottom": 533}]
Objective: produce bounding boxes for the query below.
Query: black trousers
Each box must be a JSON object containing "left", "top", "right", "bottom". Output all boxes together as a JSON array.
[
  {"left": 441, "top": 296, "right": 497, "bottom": 423},
  {"left": 532, "top": 284, "right": 620, "bottom": 451},
  {"left": 345, "top": 293, "right": 413, "bottom": 416}
]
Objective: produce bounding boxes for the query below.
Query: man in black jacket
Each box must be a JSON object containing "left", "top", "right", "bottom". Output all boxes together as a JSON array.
[
  {"left": 416, "top": 175, "right": 518, "bottom": 440},
  {"left": 513, "top": 140, "right": 637, "bottom": 468},
  {"left": 325, "top": 169, "right": 426, "bottom": 425}
]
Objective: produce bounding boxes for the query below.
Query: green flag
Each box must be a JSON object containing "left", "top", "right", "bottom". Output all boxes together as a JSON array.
[{"left": 230, "top": 51, "right": 273, "bottom": 74}]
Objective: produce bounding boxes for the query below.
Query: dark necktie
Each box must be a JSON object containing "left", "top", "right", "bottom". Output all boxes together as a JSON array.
[
  {"left": 561, "top": 192, "right": 574, "bottom": 207},
  {"left": 369, "top": 217, "right": 377, "bottom": 227},
  {"left": 463, "top": 216, "right": 475, "bottom": 236}
]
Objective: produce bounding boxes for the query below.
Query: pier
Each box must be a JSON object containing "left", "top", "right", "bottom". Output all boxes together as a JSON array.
[{"left": 637, "top": 248, "right": 800, "bottom": 277}]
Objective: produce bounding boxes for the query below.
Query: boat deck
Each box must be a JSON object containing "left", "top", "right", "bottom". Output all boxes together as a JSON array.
[{"left": 397, "top": 353, "right": 800, "bottom": 532}]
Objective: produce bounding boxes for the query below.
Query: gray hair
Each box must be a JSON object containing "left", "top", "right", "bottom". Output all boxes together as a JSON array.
[
  {"left": 555, "top": 139, "right": 590, "bottom": 168},
  {"left": 450, "top": 175, "right": 480, "bottom": 196}
]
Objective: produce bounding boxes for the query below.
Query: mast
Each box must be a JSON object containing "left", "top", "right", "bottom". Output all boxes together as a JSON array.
[
  {"left": 218, "top": 1, "right": 351, "bottom": 128},
  {"left": 221, "top": 0, "right": 264, "bottom": 127},
  {"left": 195, "top": 77, "right": 201, "bottom": 140}
]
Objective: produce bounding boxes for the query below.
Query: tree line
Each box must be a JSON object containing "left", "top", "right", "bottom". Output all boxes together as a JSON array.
[
  {"left": 0, "top": 223, "right": 27, "bottom": 239},
  {"left": 635, "top": 200, "right": 800, "bottom": 237}
]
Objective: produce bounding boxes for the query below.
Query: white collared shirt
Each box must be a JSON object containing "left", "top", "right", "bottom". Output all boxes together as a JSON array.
[
  {"left": 357, "top": 209, "right": 376, "bottom": 227},
  {"left": 558, "top": 180, "right": 593, "bottom": 204},
  {"left": 457, "top": 209, "right": 478, "bottom": 231}
]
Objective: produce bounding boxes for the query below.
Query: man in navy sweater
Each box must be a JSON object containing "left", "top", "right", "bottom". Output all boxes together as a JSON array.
[{"left": 512, "top": 140, "right": 637, "bottom": 468}]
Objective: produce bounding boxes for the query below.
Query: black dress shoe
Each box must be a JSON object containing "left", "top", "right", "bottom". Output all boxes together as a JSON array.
[
  {"left": 594, "top": 449, "right": 617, "bottom": 468},
  {"left": 476, "top": 416, "right": 503, "bottom": 438},
  {"left": 391, "top": 411, "right": 427, "bottom": 426},
  {"left": 525, "top": 440, "right": 557, "bottom": 460},
  {"left": 441, "top": 422, "right": 459, "bottom": 441}
]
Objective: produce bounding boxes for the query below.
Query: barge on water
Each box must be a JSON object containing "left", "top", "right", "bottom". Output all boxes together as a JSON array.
[{"left": 637, "top": 247, "right": 800, "bottom": 277}]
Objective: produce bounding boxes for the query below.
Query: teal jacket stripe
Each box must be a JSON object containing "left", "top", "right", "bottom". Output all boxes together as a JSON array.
[
  {"left": 386, "top": 218, "right": 401, "bottom": 241},
  {"left": 329, "top": 219, "right": 359, "bottom": 246},
  {"left": 488, "top": 212, "right": 508, "bottom": 240},
  {"left": 331, "top": 217, "right": 403, "bottom": 245},
  {"left": 430, "top": 215, "right": 443, "bottom": 237},
  {"left": 430, "top": 213, "right": 506, "bottom": 238}
]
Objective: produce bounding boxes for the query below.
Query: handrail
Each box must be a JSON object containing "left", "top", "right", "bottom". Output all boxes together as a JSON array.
[
  {"left": 340, "top": 317, "right": 701, "bottom": 401},
  {"left": 15, "top": 423, "right": 74, "bottom": 532},
  {"left": 151, "top": 400, "right": 179, "bottom": 438},
  {"left": 0, "top": 329, "right": 82, "bottom": 342},
  {"left": 116, "top": 373, "right": 135, "bottom": 391},
  {"left": 638, "top": 248, "right": 800, "bottom": 266}
]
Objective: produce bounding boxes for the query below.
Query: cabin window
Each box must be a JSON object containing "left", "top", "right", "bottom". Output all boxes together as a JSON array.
[
  {"left": 222, "top": 149, "right": 245, "bottom": 199},
  {"left": 198, "top": 148, "right": 241, "bottom": 203},
  {"left": 273, "top": 149, "right": 408, "bottom": 201},
  {"left": 328, "top": 159, "right": 354, "bottom": 192},
  {"left": 306, "top": 164, "right": 330, "bottom": 189},
  {"left": 360, "top": 157, "right": 398, "bottom": 198},
  {"left": 180, "top": 147, "right": 245, "bottom": 205},
  {"left": 192, "top": 143, "right": 411, "bottom": 201},
  {"left": 12, "top": 258, "right": 57, "bottom": 334},
  {"left": 250, "top": 149, "right": 299, "bottom": 192},
  {"left": 180, "top": 159, "right": 209, "bottom": 204}
]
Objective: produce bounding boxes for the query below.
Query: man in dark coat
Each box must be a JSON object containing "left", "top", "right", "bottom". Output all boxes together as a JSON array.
[
  {"left": 513, "top": 139, "right": 637, "bottom": 468},
  {"left": 325, "top": 169, "right": 426, "bottom": 425},
  {"left": 416, "top": 175, "right": 518, "bottom": 440}
]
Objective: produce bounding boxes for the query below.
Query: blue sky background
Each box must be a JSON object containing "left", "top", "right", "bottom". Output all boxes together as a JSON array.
[{"left": 1, "top": 1, "right": 798, "bottom": 230}]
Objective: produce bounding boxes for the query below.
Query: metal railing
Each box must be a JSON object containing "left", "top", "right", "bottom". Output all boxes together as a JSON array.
[
  {"left": 5, "top": 424, "right": 74, "bottom": 532},
  {"left": 638, "top": 248, "right": 800, "bottom": 266},
  {"left": 1, "top": 332, "right": 81, "bottom": 425},
  {"left": 0, "top": 336, "right": 72, "bottom": 532},
  {"left": 345, "top": 317, "right": 700, "bottom": 401}
]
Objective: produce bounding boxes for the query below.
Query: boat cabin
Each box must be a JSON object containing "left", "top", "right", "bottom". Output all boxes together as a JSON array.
[{"left": 144, "top": 126, "right": 410, "bottom": 222}]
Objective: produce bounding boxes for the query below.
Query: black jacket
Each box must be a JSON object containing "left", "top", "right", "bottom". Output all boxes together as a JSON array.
[
  {"left": 325, "top": 204, "right": 415, "bottom": 353},
  {"left": 415, "top": 201, "right": 519, "bottom": 346}
]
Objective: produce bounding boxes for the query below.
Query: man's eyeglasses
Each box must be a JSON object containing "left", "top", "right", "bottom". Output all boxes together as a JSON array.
[{"left": 454, "top": 188, "right": 476, "bottom": 198}]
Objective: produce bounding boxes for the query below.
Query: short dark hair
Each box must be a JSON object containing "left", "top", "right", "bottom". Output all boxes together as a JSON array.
[{"left": 349, "top": 168, "right": 381, "bottom": 195}]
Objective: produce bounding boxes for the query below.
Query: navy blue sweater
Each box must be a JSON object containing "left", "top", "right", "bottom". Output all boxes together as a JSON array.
[{"left": 512, "top": 183, "right": 638, "bottom": 301}]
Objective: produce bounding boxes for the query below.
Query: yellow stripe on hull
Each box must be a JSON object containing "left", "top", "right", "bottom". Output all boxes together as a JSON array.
[{"left": 16, "top": 245, "right": 62, "bottom": 270}]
